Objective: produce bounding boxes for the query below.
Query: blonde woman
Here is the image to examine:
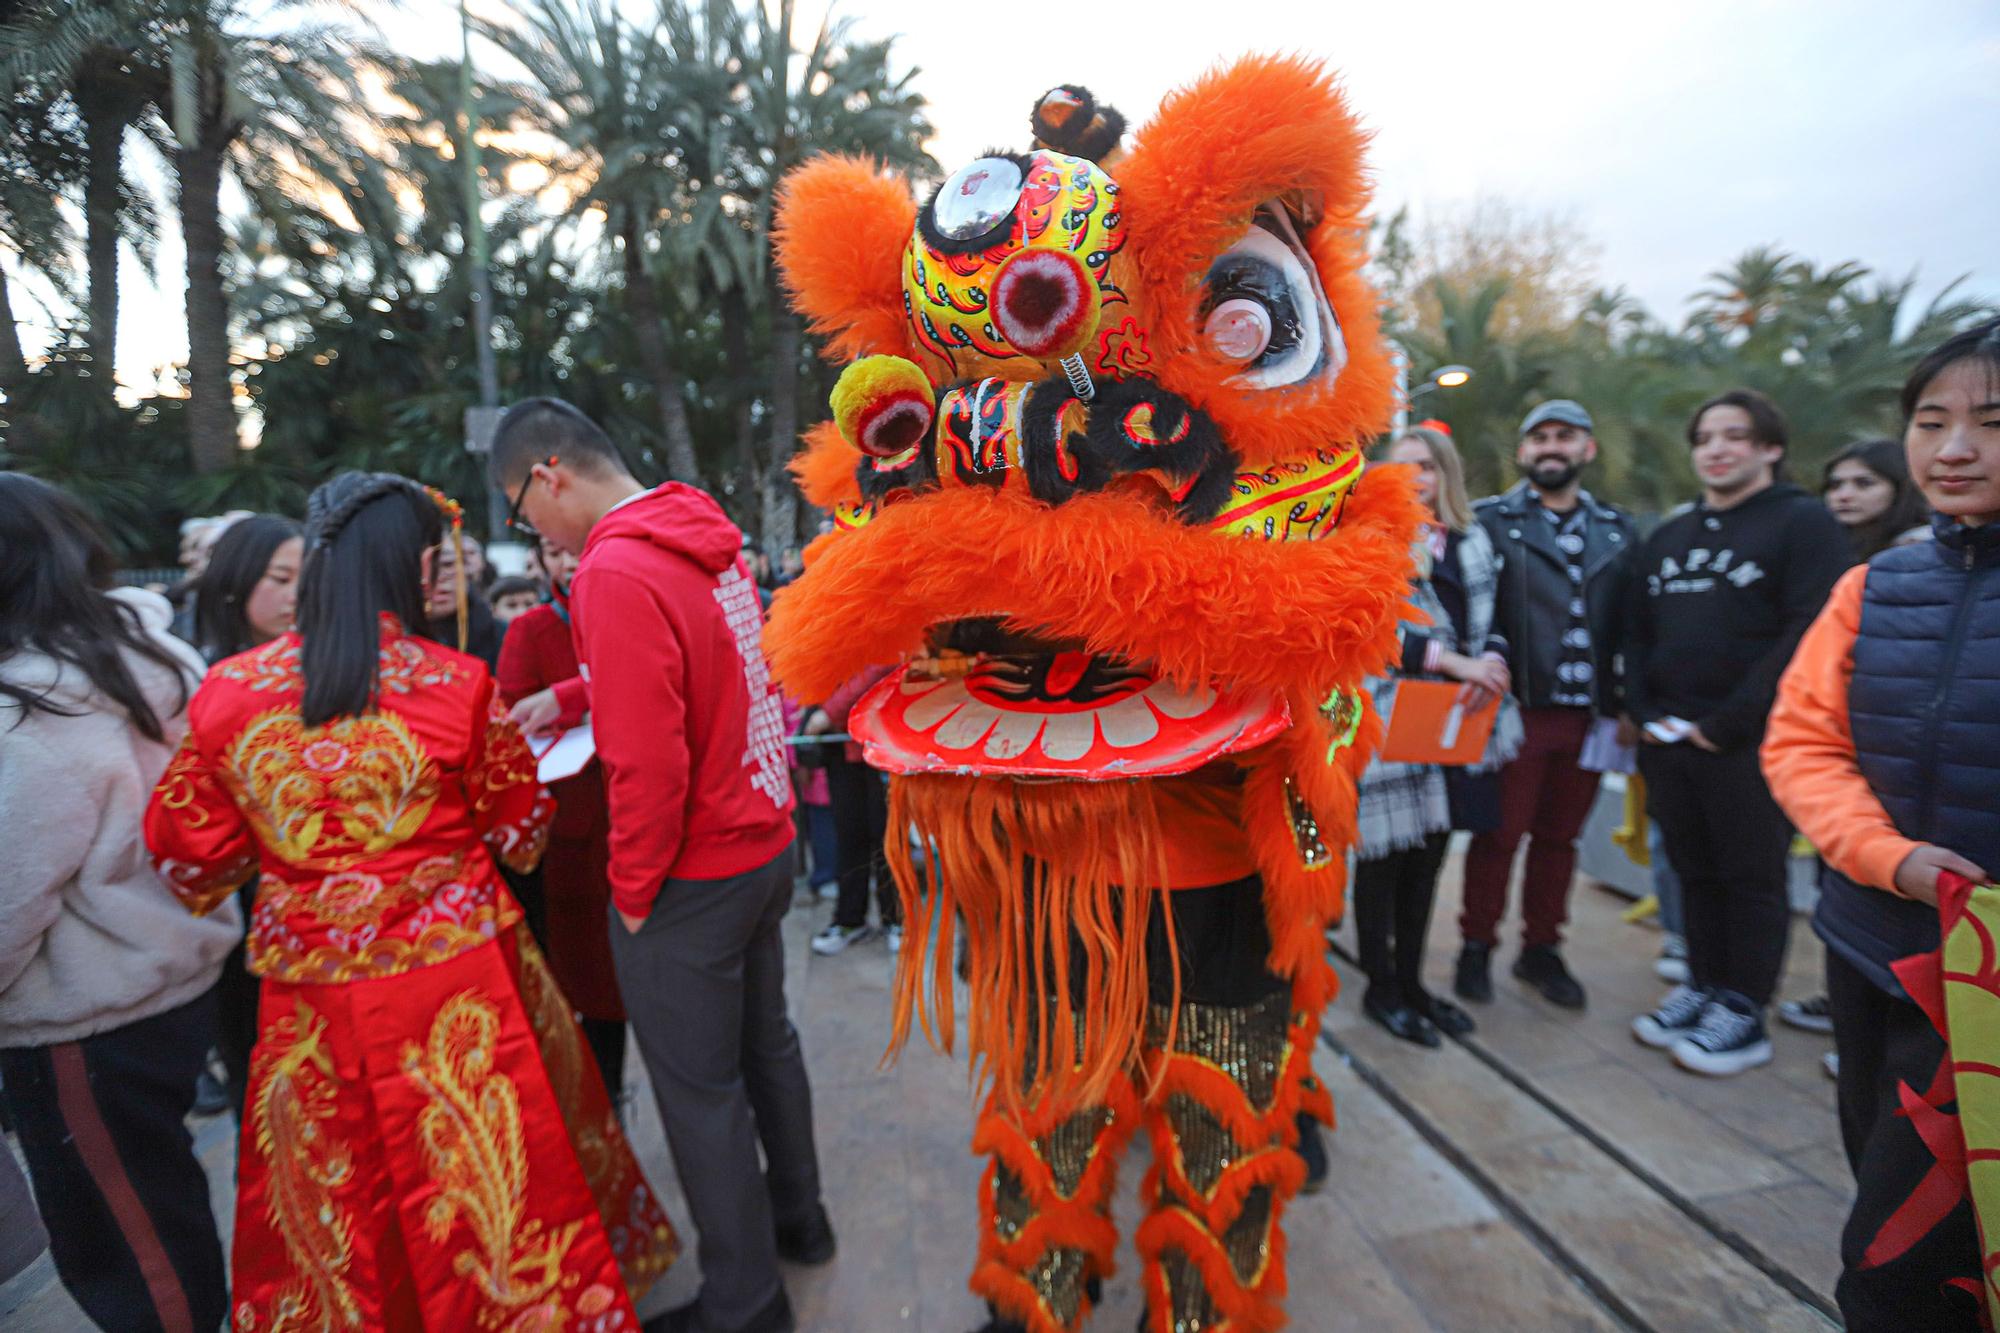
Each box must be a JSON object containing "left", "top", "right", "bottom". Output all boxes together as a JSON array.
[{"left": 1350, "top": 427, "right": 1520, "bottom": 1045}]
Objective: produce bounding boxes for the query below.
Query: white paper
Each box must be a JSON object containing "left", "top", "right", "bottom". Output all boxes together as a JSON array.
[
  {"left": 1579, "top": 716, "right": 1638, "bottom": 774},
  {"left": 1642, "top": 716, "right": 1695, "bottom": 747},
  {"left": 529, "top": 722, "right": 596, "bottom": 783}
]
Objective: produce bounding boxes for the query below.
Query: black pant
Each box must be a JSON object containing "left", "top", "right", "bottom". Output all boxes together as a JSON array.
[
  {"left": 1640, "top": 744, "right": 1794, "bottom": 1008},
  {"left": 0, "top": 989, "right": 228, "bottom": 1333},
  {"left": 1353, "top": 833, "right": 1451, "bottom": 1006},
  {"left": 608, "top": 846, "right": 823, "bottom": 1331},
  {"left": 826, "top": 752, "right": 895, "bottom": 930},
  {"left": 1826, "top": 952, "right": 1982, "bottom": 1330},
  {"left": 214, "top": 879, "right": 262, "bottom": 1120},
  {"left": 581, "top": 1015, "right": 628, "bottom": 1097}
]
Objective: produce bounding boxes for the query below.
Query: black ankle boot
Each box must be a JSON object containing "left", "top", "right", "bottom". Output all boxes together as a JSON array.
[{"left": 1454, "top": 942, "right": 1493, "bottom": 1003}]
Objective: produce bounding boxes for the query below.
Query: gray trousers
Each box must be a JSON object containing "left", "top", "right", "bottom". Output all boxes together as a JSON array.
[{"left": 610, "top": 845, "right": 823, "bottom": 1331}]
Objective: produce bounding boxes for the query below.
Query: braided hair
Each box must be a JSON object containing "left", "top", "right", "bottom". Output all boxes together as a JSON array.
[{"left": 296, "top": 472, "right": 443, "bottom": 726}]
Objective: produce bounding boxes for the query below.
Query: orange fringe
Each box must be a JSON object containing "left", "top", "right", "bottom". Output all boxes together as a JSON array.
[
  {"left": 970, "top": 1072, "right": 1143, "bottom": 1333},
  {"left": 886, "top": 774, "right": 1178, "bottom": 1112}
]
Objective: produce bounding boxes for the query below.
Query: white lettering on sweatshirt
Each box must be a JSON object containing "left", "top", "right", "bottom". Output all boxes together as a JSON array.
[{"left": 714, "top": 565, "right": 792, "bottom": 809}]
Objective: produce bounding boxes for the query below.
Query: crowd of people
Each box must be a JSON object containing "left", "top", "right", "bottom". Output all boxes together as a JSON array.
[{"left": 0, "top": 316, "right": 1995, "bottom": 1332}]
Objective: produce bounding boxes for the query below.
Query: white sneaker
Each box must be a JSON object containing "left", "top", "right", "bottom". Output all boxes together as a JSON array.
[
  {"left": 1823, "top": 1050, "right": 1840, "bottom": 1080},
  {"left": 815, "top": 882, "right": 838, "bottom": 902},
  {"left": 1632, "top": 985, "right": 1709, "bottom": 1049},
  {"left": 1671, "top": 1001, "right": 1773, "bottom": 1077},
  {"left": 811, "top": 923, "right": 872, "bottom": 956},
  {"left": 1653, "top": 934, "right": 1690, "bottom": 984},
  {"left": 885, "top": 924, "right": 903, "bottom": 954},
  {"left": 1779, "top": 995, "right": 1834, "bottom": 1034}
]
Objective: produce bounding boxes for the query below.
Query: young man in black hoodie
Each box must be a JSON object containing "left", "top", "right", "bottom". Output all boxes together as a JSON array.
[{"left": 1627, "top": 389, "right": 1851, "bottom": 1076}]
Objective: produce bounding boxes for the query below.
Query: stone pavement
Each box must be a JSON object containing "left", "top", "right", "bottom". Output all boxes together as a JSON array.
[{"left": 3, "top": 851, "right": 1850, "bottom": 1331}]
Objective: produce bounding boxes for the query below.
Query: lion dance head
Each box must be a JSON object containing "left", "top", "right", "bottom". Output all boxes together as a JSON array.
[{"left": 767, "top": 56, "right": 1424, "bottom": 1110}]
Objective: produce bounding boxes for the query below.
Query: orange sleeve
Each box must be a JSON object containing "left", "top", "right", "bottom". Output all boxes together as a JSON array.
[
  {"left": 145, "top": 728, "right": 259, "bottom": 915},
  {"left": 1760, "top": 566, "right": 1920, "bottom": 895}
]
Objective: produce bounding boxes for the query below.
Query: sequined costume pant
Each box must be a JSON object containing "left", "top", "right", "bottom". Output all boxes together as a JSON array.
[{"left": 973, "top": 876, "right": 1332, "bottom": 1333}]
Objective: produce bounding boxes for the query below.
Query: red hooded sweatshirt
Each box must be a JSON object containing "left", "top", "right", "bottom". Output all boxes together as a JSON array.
[{"left": 569, "top": 484, "right": 794, "bottom": 917}]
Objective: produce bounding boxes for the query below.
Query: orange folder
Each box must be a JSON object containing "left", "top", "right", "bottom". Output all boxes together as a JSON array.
[{"left": 1376, "top": 679, "right": 1499, "bottom": 766}]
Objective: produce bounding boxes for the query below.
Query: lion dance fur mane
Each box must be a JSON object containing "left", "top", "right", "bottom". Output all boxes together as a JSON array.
[{"left": 766, "top": 56, "right": 1424, "bottom": 1333}]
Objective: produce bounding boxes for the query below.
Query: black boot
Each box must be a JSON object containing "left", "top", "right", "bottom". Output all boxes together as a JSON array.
[
  {"left": 1362, "top": 986, "right": 1440, "bottom": 1048},
  {"left": 1295, "top": 1110, "right": 1329, "bottom": 1193},
  {"left": 774, "top": 1201, "right": 836, "bottom": 1265},
  {"left": 1513, "top": 945, "right": 1587, "bottom": 1009},
  {"left": 1453, "top": 942, "right": 1493, "bottom": 1003}
]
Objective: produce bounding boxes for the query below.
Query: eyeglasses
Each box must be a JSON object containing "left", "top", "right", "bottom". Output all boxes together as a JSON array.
[{"left": 505, "top": 456, "right": 557, "bottom": 538}]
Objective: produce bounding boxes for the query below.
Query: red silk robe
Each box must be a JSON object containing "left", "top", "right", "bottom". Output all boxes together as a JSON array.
[{"left": 146, "top": 621, "right": 676, "bottom": 1330}]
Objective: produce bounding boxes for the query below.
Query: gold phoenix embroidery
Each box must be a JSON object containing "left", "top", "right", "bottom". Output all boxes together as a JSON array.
[
  {"left": 225, "top": 707, "right": 440, "bottom": 870},
  {"left": 401, "top": 991, "right": 582, "bottom": 1323},
  {"left": 242, "top": 1000, "right": 361, "bottom": 1333}
]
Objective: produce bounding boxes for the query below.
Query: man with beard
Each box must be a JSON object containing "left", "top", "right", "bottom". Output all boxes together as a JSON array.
[{"left": 1459, "top": 400, "right": 1637, "bottom": 1010}]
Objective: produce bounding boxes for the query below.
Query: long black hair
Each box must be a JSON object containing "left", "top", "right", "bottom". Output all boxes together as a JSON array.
[
  {"left": 1822, "top": 438, "right": 1929, "bottom": 560},
  {"left": 193, "top": 514, "right": 303, "bottom": 663},
  {"left": 297, "top": 472, "right": 442, "bottom": 727},
  {"left": 0, "top": 472, "right": 191, "bottom": 741}
]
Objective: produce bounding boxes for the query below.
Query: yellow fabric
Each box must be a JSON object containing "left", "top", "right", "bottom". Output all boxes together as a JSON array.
[
  {"left": 1941, "top": 881, "right": 2000, "bottom": 1323},
  {"left": 1611, "top": 772, "right": 1650, "bottom": 867}
]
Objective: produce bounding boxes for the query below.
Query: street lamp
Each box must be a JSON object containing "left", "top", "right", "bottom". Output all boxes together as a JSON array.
[
  {"left": 1392, "top": 362, "right": 1475, "bottom": 433},
  {"left": 1411, "top": 364, "right": 1474, "bottom": 398}
]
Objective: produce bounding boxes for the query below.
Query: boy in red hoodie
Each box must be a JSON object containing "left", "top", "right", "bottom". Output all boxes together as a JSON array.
[{"left": 491, "top": 398, "right": 828, "bottom": 1333}]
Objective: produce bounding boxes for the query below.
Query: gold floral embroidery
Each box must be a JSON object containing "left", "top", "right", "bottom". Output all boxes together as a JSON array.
[
  {"left": 473, "top": 699, "right": 539, "bottom": 815},
  {"left": 250, "top": 906, "right": 516, "bottom": 985},
  {"left": 155, "top": 734, "right": 211, "bottom": 830},
  {"left": 379, "top": 638, "right": 462, "bottom": 695},
  {"left": 225, "top": 707, "right": 440, "bottom": 871},
  {"left": 241, "top": 1000, "right": 361, "bottom": 1332},
  {"left": 218, "top": 639, "right": 302, "bottom": 693},
  {"left": 401, "top": 991, "right": 582, "bottom": 1325}
]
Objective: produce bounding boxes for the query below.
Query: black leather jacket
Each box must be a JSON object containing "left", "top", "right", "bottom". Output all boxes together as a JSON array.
[{"left": 1473, "top": 481, "right": 1636, "bottom": 715}]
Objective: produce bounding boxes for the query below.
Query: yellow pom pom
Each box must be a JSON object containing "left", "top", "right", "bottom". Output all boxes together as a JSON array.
[{"left": 830, "top": 356, "right": 935, "bottom": 458}]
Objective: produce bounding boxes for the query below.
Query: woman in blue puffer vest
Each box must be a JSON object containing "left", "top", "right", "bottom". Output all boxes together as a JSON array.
[{"left": 1765, "top": 318, "right": 2000, "bottom": 1332}]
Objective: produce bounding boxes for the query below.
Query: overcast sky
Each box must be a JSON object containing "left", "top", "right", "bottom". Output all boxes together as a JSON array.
[{"left": 51, "top": 0, "right": 2000, "bottom": 392}]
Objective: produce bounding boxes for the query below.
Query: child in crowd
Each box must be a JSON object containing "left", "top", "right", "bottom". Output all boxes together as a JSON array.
[
  {"left": 1764, "top": 319, "right": 2000, "bottom": 1331},
  {"left": 488, "top": 573, "right": 545, "bottom": 626}
]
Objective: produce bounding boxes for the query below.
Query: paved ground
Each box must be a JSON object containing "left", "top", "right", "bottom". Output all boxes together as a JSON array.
[{"left": 3, "top": 849, "right": 1850, "bottom": 1331}]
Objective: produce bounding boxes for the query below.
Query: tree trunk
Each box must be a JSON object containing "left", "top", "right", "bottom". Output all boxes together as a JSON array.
[
  {"left": 180, "top": 127, "right": 237, "bottom": 472},
  {"left": 74, "top": 74, "right": 129, "bottom": 403},
  {"left": 0, "top": 263, "right": 39, "bottom": 456},
  {"left": 760, "top": 278, "right": 800, "bottom": 546},
  {"left": 620, "top": 222, "right": 702, "bottom": 485},
  {"left": 719, "top": 286, "right": 759, "bottom": 495}
]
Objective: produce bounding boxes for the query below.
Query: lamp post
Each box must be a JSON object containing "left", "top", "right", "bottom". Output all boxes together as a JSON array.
[{"left": 1392, "top": 363, "right": 1475, "bottom": 434}]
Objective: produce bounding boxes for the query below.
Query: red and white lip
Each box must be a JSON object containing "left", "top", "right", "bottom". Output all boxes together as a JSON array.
[{"left": 851, "top": 652, "right": 1290, "bottom": 780}]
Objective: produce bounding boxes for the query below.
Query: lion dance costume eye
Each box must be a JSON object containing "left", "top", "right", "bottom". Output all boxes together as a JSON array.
[{"left": 766, "top": 57, "right": 1426, "bottom": 1333}]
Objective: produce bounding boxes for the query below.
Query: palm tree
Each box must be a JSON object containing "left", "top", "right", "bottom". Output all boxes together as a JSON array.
[
  {"left": 728, "top": 0, "right": 935, "bottom": 540},
  {"left": 0, "top": 83, "right": 81, "bottom": 401},
  {"left": 1690, "top": 244, "right": 1794, "bottom": 337},
  {"left": 479, "top": 0, "right": 718, "bottom": 484},
  {"left": 0, "top": 0, "right": 167, "bottom": 400},
  {"left": 160, "top": 0, "right": 396, "bottom": 472}
]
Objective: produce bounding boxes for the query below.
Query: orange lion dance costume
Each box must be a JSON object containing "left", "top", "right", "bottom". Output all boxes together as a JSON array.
[{"left": 767, "top": 58, "right": 1422, "bottom": 1332}]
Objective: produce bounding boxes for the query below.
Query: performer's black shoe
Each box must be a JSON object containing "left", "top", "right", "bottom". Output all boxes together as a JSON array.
[
  {"left": 1513, "top": 945, "right": 1587, "bottom": 1010},
  {"left": 774, "top": 1201, "right": 836, "bottom": 1265},
  {"left": 1415, "top": 990, "right": 1476, "bottom": 1038},
  {"left": 1453, "top": 942, "right": 1493, "bottom": 1003},
  {"left": 1294, "top": 1110, "right": 1329, "bottom": 1193},
  {"left": 1362, "top": 988, "right": 1440, "bottom": 1048}
]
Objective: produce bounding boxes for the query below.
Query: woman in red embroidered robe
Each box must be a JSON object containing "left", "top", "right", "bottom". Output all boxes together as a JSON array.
[{"left": 145, "top": 473, "right": 676, "bottom": 1332}]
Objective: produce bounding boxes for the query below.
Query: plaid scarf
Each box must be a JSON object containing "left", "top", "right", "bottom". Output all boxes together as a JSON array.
[{"left": 1355, "top": 524, "right": 1522, "bottom": 861}]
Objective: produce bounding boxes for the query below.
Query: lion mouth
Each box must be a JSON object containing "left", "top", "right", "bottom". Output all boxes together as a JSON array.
[{"left": 849, "top": 619, "right": 1290, "bottom": 780}]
